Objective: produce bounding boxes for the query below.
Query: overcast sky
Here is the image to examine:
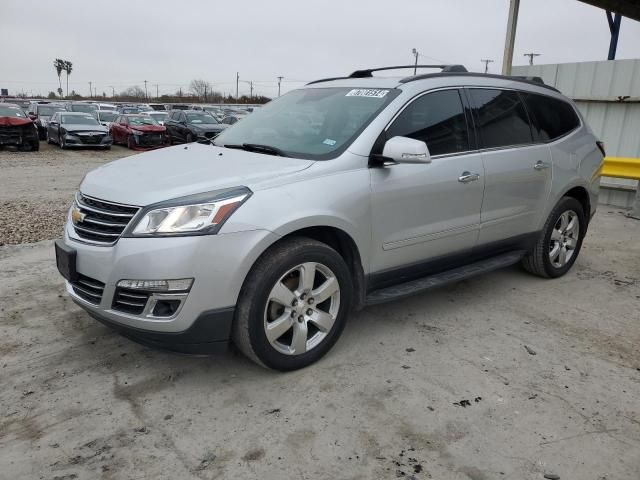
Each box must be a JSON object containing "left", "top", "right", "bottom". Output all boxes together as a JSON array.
[{"left": 2, "top": 0, "right": 640, "bottom": 99}]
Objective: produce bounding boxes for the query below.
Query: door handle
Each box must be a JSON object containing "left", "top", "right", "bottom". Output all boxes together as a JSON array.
[
  {"left": 534, "top": 161, "right": 550, "bottom": 170},
  {"left": 458, "top": 172, "right": 480, "bottom": 183}
]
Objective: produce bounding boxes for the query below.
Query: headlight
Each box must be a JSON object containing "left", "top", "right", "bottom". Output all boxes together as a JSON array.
[
  {"left": 132, "top": 129, "right": 145, "bottom": 135},
  {"left": 129, "top": 188, "right": 251, "bottom": 236}
]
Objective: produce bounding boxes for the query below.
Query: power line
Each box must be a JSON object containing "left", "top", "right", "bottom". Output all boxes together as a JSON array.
[
  {"left": 523, "top": 52, "right": 541, "bottom": 65},
  {"left": 480, "top": 59, "right": 494, "bottom": 74}
]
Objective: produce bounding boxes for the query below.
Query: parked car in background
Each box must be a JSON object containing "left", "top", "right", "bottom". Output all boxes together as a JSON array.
[
  {"left": 166, "top": 104, "right": 190, "bottom": 111},
  {"left": 30, "top": 103, "right": 66, "bottom": 139},
  {"left": 165, "top": 110, "right": 226, "bottom": 143},
  {"left": 65, "top": 102, "right": 98, "bottom": 114},
  {"left": 0, "top": 103, "right": 39, "bottom": 151},
  {"left": 96, "top": 110, "right": 118, "bottom": 128},
  {"left": 110, "top": 114, "right": 166, "bottom": 150},
  {"left": 46, "top": 111, "right": 111, "bottom": 149},
  {"left": 116, "top": 105, "right": 141, "bottom": 114},
  {"left": 220, "top": 114, "right": 246, "bottom": 126},
  {"left": 96, "top": 103, "right": 117, "bottom": 111},
  {"left": 148, "top": 103, "right": 166, "bottom": 111},
  {"left": 146, "top": 111, "right": 169, "bottom": 125}
]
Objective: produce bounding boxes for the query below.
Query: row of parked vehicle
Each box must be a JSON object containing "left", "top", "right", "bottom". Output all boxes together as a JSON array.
[{"left": 0, "top": 99, "right": 256, "bottom": 151}]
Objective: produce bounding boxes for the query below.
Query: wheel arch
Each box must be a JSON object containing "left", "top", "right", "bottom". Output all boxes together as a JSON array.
[{"left": 562, "top": 185, "right": 591, "bottom": 221}]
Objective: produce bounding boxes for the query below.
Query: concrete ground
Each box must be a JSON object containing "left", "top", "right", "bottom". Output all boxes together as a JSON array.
[{"left": 0, "top": 146, "right": 639, "bottom": 479}]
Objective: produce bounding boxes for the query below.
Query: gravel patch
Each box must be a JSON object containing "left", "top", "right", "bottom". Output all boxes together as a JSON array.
[{"left": 0, "top": 142, "right": 135, "bottom": 245}]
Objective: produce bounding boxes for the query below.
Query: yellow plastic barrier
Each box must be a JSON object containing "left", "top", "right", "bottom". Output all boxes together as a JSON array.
[{"left": 601, "top": 157, "right": 640, "bottom": 181}]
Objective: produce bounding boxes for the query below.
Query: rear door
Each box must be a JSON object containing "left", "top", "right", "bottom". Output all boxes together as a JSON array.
[
  {"left": 369, "top": 88, "right": 484, "bottom": 282},
  {"left": 467, "top": 88, "right": 552, "bottom": 245}
]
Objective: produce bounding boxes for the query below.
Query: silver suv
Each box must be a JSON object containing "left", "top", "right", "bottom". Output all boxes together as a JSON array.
[{"left": 55, "top": 65, "right": 603, "bottom": 370}]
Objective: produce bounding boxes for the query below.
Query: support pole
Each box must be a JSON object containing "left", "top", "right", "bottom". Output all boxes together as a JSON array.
[
  {"left": 606, "top": 11, "right": 622, "bottom": 60},
  {"left": 501, "top": 0, "right": 520, "bottom": 75}
]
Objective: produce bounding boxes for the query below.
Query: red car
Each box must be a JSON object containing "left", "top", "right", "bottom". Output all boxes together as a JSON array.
[{"left": 110, "top": 114, "right": 167, "bottom": 150}]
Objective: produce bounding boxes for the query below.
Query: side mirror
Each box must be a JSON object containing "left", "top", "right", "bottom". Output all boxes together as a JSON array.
[{"left": 382, "top": 136, "right": 431, "bottom": 164}]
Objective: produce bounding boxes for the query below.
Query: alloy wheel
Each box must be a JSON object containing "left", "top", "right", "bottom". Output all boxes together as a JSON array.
[
  {"left": 263, "top": 262, "right": 340, "bottom": 356},
  {"left": 549, "top": 210, "right": 579, "bottom": 268}
]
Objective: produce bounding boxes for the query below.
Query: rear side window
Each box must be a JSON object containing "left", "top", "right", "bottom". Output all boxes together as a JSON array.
[
  {"left": 386, "top": 89, "right": 470, "bottom": 156},
  {"left": 468, "top": 89, "right": 532, "bottom": 149},
  {"left": 521, "top": 93, "right": 580, "bottom": 141}
]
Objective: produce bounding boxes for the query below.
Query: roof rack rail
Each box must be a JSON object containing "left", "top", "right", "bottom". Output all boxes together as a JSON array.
[
  {"left": 349, "top": 64, "right": 467, "bottom": 78},
  {"left": 399, "top": 72, "right": 560, "bottom": 93},
  {"left": 306, "top": 64, "right": 468, "bottom": 85}
]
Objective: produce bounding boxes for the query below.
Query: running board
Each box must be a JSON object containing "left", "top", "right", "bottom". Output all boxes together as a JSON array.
[{"left": 364, "top": 250, "right": 526, "bottom": 306}]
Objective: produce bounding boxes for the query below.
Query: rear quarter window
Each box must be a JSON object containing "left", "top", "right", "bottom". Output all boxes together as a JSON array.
[{"left": 521, "top": 93, "right": 580, "bottom": 142}]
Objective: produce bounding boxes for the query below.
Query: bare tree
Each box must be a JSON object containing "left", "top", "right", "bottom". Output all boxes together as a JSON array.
[
  {"left": 120, "top": 85, "right": 146, "bottom": 99},
  {"left": 189, "top": 79, "right": 213, "bottom": 100}
]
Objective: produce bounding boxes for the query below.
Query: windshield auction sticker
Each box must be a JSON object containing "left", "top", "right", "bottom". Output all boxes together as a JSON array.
[{"left": 345, "top": 89, "right": 389, "bottom": 98}]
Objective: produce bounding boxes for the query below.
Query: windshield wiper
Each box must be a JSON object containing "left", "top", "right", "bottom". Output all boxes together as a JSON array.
[{"left": 222, "top": 143, "right": 288, "bottom": 157}]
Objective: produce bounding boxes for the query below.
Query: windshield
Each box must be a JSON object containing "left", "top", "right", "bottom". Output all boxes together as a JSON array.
[
  {"left": 129, "top": 116, "right": 158, "bottom": 126},
  {"left": 150, "top": 112, "right": 168, "bottom": 121},
  {"left": 214, "top": 87, "right": 398, "bottom": 159},
  {"left": 61, "top": 114, "right": 99, "bottom": 125},
  {"left": 98, "top": 112, "right": 118, "bottom": 122},
  {"left": 38, "top": 106, "right": 64, "bottom": 116},
  {"left": 0, "top": 106, "right": 26, "bottom": 117},
  {"left": 70, "top": 104, "right": 97, "bottom": 113},
  {"left": 186, "top": 113, "right": 218, "bottom": 124}
]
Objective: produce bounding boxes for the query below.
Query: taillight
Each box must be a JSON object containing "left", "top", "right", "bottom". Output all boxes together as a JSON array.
[{"left": 596, "top": 141, "right": 606, "bottom": 157}]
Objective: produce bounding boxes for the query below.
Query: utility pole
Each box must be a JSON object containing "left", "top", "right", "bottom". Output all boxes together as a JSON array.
[
  {"left": 144, "top": 80, "right": 148, "bottom": 101},
  {"left": 108, "top": 86, "right": 115, "bottom": 98},
  {"left": 88, "top": 81, "right": 92, "bottom": 99},
  {"left": 277, "top": 76, "right": 283, "bottom": 97},
  {"left": 501, "top": 0, "right": 520, "bottom": 75},
  {"left": 154, "top": 84, "right": 159, "bottom": 99},
  {"left": 250, "top": 81, "right": 253, "bottom": 99},
  {"left": 481, "top": 59, "right": 494, "bottom": 74},
  {"left": 523, "top": 52, "right": 541, "bottom": 65},
  {"left": 236, "top": 72, "right": 239, "bottom": 101},
  {"left": 204, "top": 84, "right": 207, "bottom": 103},
  {"left": 411, "top": 48, "right": 419, "bottom": 75}
]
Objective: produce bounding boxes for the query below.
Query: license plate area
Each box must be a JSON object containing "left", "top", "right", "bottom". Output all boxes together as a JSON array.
[{"left": 55, "top": 240, "right": 78, "bottom": 283}]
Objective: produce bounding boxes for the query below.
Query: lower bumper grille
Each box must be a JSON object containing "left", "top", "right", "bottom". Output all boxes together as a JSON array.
[
  {"left": 112, "top": 288, "right": 150, "bottom": 315},
  {"left": 77, "top": 133, "right": 106, "bottom": 144},
  {"left": 137, "top": 134, "right": 163, "bottom": 146},
  {"left": 71, "top": 274, "right": 105, "bottom": 305}
]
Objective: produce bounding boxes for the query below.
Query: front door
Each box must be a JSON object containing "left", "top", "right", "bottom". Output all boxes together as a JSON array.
[{"left": 369, "top": 89, "right": 484, "bottom": 285}]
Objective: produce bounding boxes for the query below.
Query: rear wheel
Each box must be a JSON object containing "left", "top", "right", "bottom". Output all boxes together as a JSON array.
[
  {"left": 522, "top": 197, "right": 586, "bottom": 278},
  {"left": 233, "top": 237, "right": 352, "bottom": 371}
]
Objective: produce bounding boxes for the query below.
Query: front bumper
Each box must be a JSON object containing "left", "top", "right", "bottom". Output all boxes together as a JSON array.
[
  {"left": 64, "top": 133, "right": 112, "bottom": 147},
  {"left": 60, "top": 224, "right": 279, "bottom": 349}
]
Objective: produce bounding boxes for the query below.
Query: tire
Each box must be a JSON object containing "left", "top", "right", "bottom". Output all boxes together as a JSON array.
[
  {"left": 127, "top": 135, "right": 135, "bottom": 150},
  {"left": 233, "top": 237, "right": 352, "bottom": 371},
  {"left": 46, "top": 130, "right": 53, "bottom": 144},
  {"left": 31, "top": 140, "right": 39, "bottom": 152},
  {"left": 521, "top": 197, "right": 586, "bottom": 278},
  {"left": 59, "top": 135, "right": 66, "bottom": 149},
  {"left": 186, "top": 133, "right": 193, "bottom": 143}
]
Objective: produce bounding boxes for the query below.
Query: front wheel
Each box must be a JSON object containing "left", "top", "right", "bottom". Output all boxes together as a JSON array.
[
  {"left": 59, "top": 135, "right": 66, "bottom": 149},
  {"left": 233, "top": 237, "right": 352, "bottom": 371},
  {"left": 127, "top": 135, "right": 135, "bottom": 150},
  {"left": 186, "top": 133, "right": 193, "bottom": 143},
  {"left": 522, "top": 197, "right": 586, "bottom": 278}
]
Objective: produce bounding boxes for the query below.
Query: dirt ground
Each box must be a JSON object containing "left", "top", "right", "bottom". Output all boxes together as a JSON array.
[{"left": 0, "top": 145, "right": 639, "bottom": 480}]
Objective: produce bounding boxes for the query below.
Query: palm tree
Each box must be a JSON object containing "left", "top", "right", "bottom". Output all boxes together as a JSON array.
[
  {"left": 53, "top": 59, "right": 64, "bottom": 97},
  {"left": 63, "top": 61, "right": 73, "bottom": 98}
]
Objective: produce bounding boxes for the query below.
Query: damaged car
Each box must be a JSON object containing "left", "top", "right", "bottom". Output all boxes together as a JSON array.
[
  {"left": 110, "top": 114, "right": 167, "bottom": 150},
  {"left": 46, "top": 112, "right": 112, "bottom": 149},
  {"left": 165, "top": 110, "right": 226, "bottom": 144},
  {"left": 0, "top": 103, "right": 39, "bottom": 151},
  {"left": 29, "top": 103, "right": 66, "bottom": 140}
]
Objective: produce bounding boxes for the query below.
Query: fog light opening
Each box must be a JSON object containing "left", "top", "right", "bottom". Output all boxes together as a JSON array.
[{"left": 152, "top": 299, "right": 182, "bottom": 317}]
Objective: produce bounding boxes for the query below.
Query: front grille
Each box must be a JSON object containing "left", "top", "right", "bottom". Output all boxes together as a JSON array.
[
  {"left": 0, "top": 126, "right": 25, "bottom": 144},
  {"left": 71, "top": 274, "right": 105, "bottom": 305},
  {"left": 138, "top": 133, "right": 163, "bottom": 146},
  {"left": 112, "top": 288, "right": 150, "bottom": 315},
  {"left": 77, "top": 132, "right": 106, "bottom": 144},
  {"left": 73, "top": 193, "right": 140, "bottom": 245}
]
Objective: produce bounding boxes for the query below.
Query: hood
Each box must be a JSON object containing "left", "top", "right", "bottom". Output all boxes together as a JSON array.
[
  {"left": 130, "top": 125, "right": 166, "bottom": 133},
  {"left": 63, "top": 124, "right": 109, "bottom": 134},
  {"left": 0, "top": 116, "right": 33, "bottom": 127},
  {"left": 81, "top": 143, "right": 315, "bottom": 206}
]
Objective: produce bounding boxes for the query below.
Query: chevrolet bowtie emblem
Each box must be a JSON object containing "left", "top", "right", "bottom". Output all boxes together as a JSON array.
[{"left": 71, "top": 208, "right": 86, "bottom": 224}]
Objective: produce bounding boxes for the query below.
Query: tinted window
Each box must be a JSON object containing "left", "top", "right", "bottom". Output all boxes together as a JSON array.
[
  {"left": 468, "top": 89, "right": 532, "bottom": 148},
  {"left": 521, "top": 93, "right": 580, "bottom": 141},
  {"left": 386, "top": 89, "right": 470, "bottom": 156}
]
